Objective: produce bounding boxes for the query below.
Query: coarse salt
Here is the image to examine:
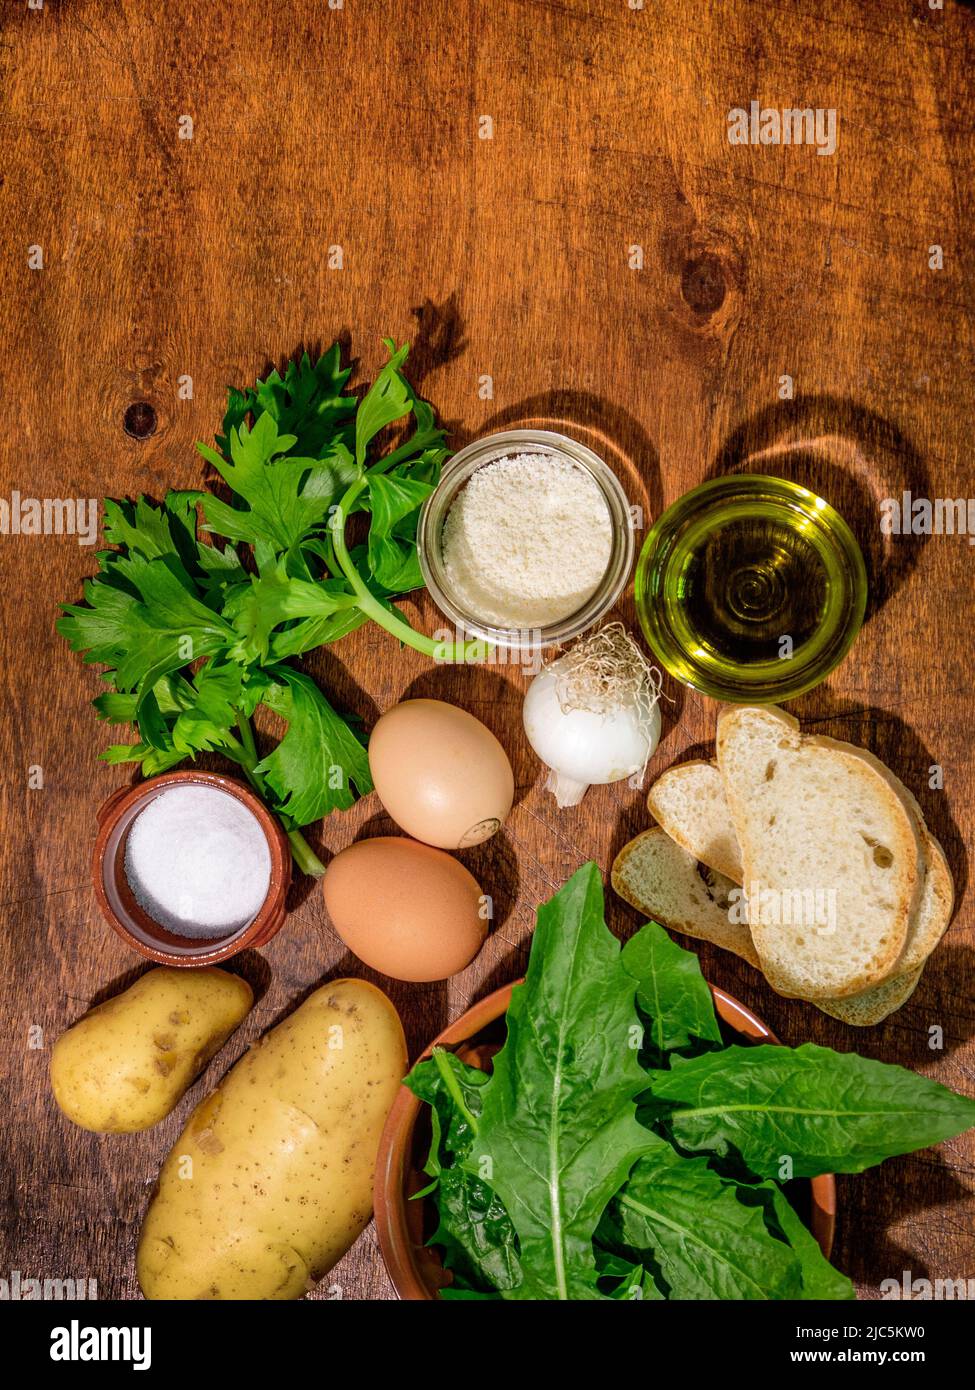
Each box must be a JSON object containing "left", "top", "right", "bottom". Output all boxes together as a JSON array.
[
  {"left": 124, "top": 785, "right": 272, "bottom": 938},
  {"left": 441, "top": 452, "right": 613, "bottom": 628}
]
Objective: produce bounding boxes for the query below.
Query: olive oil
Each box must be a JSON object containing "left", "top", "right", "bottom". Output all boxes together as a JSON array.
[
  {"left": 635, "top": 476, "right": 867, "bottom": 702},
  {"left": 680, "top": 513, "right": 829, "bottom": 664}
]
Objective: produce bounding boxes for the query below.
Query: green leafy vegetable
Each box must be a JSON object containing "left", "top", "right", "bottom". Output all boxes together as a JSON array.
[
  {"left": 460, "top": 863, "right": 657, "bottom": 1300},
  {"left": 594, "top": 1247, "right": 664, "bottom": 1300},
  {"left": 407, "top": 862, "right": 975, "bottom": 1301},
  {"left": 407, "top": 1049, "right": 521, "bottom": 1295},
  {"left": 646, "top": 1043, "right": 975, "bottom": 1177},
  {"left": 621, "top": 919, "right": 722, "bottom": 1053},
  {"left": 255, "top": 667, "right": 372, "bottom": 825},
  {"left": 598, "top": 1138, "right": 802, "bottom": 1300},
  {"left": 59, "top": 550, "right": 233, "bottom": 702},
  {"left": 59, "top": 340, "right": 483, "bottom": 874},
  {"left": 197, "top": 412, "right": 356, "bottom": 555},
  {"left": 354, "top": 341, "right": 414, "bottom": 466},
  {"left": 740, "top": 1180, "right": 855, "bottom": 1300},
  {"left": 216, "top": 342, "right": 357, "bottom": 461}
]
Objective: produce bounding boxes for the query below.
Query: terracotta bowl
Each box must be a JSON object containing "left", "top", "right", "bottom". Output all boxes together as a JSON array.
[
  {"left": 375, "top": 978, "right": 837, "bottom": 1299},
  {"left": 93, "top": 770, "right": 291, "bottom": 967}
]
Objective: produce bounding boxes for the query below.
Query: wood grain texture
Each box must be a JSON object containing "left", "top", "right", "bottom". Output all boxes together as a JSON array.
[{"left": 1, "top": 0, "right": 973, "bottom": 1300}]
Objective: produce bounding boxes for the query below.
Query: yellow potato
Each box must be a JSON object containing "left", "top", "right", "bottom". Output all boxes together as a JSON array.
[
  {"left": 50, "top": 968, "right": 253, "bottom": 1134},
  {"left": 137, "top": 978, "right": 407, "bottom": 1300}
]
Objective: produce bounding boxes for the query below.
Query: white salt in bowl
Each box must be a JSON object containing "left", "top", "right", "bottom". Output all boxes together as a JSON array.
[
  {"left": 93, "top": 771, "right": 292, "bottom": 966},
  {"left": 418, "top": 429, "right": 635, "bottom": 654}
]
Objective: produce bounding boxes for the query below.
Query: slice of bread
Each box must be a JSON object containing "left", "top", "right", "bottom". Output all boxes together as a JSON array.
[
  {"left": 647, "top": 759, "right": 743, "bottom": 881},
  {"left": 612, "top": 828, "right": 760, "bottom": 968},
  {"left": 878, "top": 812, "right": 954, "bottom": 976},
  {"left": 648, "top": 760, "right": 953, "bottom": 982},
  {"left": 612, "top": 825, "right": 927, "bottom": 1025},
  {"left": 899, "top": 833, "right": 953, "bottom": 971},
  {"left": 817, "top": 967, "right": 924, "bottom": 1027},
  {"left": 716, "top": 706, "right": 924, "bottom": 999}
]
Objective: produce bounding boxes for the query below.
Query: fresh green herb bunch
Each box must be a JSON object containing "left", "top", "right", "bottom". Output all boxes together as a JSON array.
[
  {"left": 408, "top": 863, "right": 975, "bottom": 1300},
  {"left": 58, "top": 340, "right": 481, "bottom": 876}
]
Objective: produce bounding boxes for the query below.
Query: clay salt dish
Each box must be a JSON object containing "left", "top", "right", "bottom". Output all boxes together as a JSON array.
[
  {"left": 93, "top": 770, "right": 291, "bottom": 967},
  {"left": 374, "top": 979, "right": 837, "bottom": 1299}
]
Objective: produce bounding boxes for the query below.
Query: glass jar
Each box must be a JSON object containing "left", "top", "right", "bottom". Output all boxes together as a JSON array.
[
  {"left": 418, "top": 429, "right": 635, "bottom": 652},
  {"left": 634, "top": 474, "right": 867, "bottom": 702}
]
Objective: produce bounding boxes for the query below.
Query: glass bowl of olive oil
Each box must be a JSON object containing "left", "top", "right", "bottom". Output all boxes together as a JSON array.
[{"left": 634, "top": 475, "right": 867, "bottom": 703}]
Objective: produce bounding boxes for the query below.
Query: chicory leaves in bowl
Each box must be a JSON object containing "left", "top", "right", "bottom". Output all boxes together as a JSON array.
[{"left": 406, "top": 862, "right": 975, "bottom": 1301}]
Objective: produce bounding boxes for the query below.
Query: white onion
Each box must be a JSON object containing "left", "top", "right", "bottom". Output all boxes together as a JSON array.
[{"left": 522, "top": 625, "right": 663, "bottom": 808}]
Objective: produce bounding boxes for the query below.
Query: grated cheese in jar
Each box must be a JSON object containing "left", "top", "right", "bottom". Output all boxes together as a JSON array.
[{"left": 440, "top": 452, "right": 613, "bottom": 629}]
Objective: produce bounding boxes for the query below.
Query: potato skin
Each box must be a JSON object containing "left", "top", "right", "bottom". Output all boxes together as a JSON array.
[
  {"left": 50, "top": 968, "right": 253, "bottom": 1134},
  {"left": 137, "top": 978, "right": 407, "bottom": 1300}
]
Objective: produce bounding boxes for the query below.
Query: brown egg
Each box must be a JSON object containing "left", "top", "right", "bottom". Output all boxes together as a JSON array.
[
  {"left": 368, "top": 699, "right": 514, "bottom": 850},
  {"left": 321, "top": 836, "right": 487, "bottom": 982}
]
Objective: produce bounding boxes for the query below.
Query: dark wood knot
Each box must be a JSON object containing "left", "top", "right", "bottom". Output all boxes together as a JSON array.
[
  {"left": 123, "top": 401, "right": 157, "bottom": 439},
  {"left": 680, "top": 253, "right": 727, "bottom": 315}
]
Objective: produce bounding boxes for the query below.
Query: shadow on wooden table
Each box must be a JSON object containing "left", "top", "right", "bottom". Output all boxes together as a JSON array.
[
  {"left": 254, "top": 948, "right": 451, "bottom": 1062},
  {"left": 408, "top": 294, "right": 470, "bottom": 390},
  {"left": 839, "top": 1145, "right": 975, "bottom": 1292},
  {"left": 707, "top": 395, "right": 931, "bottom": 624},
  {"left": 459, "top": 387, "right": 665, "bottom": 536},
  {"left": 83, "top": 949, "right": 273, "bottom": 1017}
]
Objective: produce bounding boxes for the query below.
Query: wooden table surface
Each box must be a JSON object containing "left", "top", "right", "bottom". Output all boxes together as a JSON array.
[{"left": 2, "top": 0, "right": 974, "bottom": 1301}]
